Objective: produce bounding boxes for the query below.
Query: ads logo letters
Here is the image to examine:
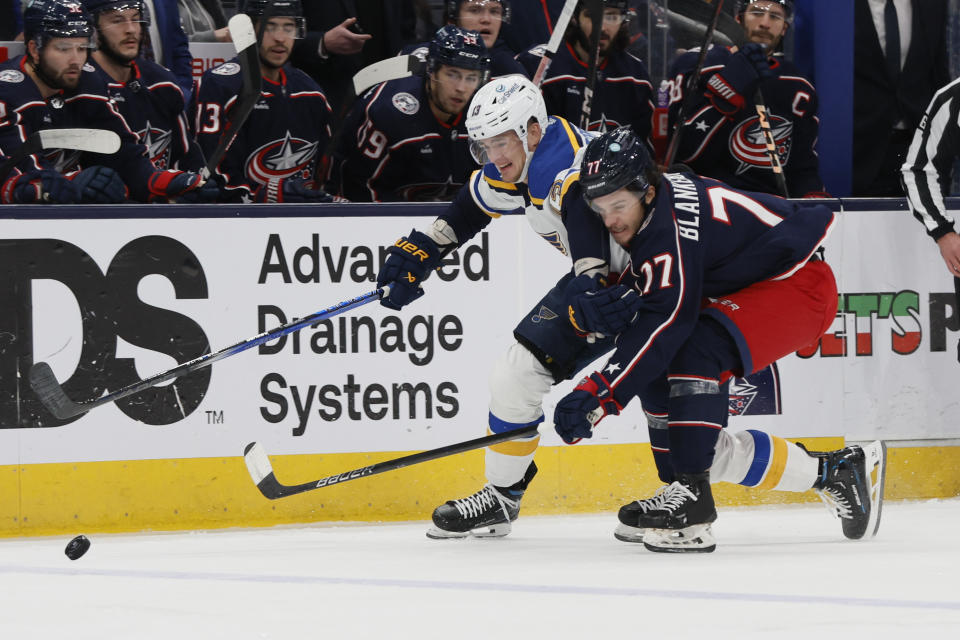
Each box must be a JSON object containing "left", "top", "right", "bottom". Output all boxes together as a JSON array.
[{"left": 0, "top": 237, "right": 210, "bottom": 429}]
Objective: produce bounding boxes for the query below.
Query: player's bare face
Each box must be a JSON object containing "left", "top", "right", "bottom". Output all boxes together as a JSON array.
[
  {"left": 739, "top": 2, "right": 788, "bottom": 51},
  {"left": 98, "top": 8, "right": 143, "bottom": 62},
  {"left": 590, "top": 187, "right": 651, "bottom": 247},
  {"left": 457, "top": 1, "right": 504, "bottom": 49},
  {"left": 578, "top": 8, "right": 625, "bottom": 55},
  {"left": 429, "top": 65, "right": 483, "bottom": 117},
  {"left": 260, "top": 17, "right": 296, "bottom": 68},
  {"left": 38, "top": 39, "right": 89, "bottom": 90},
  {"left": 477, "top": 131, "right": 525, "bottom": 182}
]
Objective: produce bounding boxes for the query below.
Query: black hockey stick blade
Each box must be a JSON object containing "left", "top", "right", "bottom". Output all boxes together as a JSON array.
[
  {"left": 665, "top": 0, "right": 743, "bottom": 47},
  {"left": 579, "top": 0, "right": 605, "bottom": 130},
  {"left": 200, "top": 14, "right": 261, "bottom": 181},
  {"left": 0, "top": 128, "right": 121, "bottom": 183},
  {"left": 244, "top": 425, "right": 541, "bottom": 500},
  {"left": 352, "top": 54, "right": 426, "bottom": 97},
  {"left": 29, "top": 287, "right": 388, "bottom": 420},
  {"left": 532, "top": 0, "right": 578, "bottom": 87}
]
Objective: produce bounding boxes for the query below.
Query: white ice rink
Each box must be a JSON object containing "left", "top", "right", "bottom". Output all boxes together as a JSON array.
[{"left": 1, "top": 499, "right": 958, "bottom": 639}]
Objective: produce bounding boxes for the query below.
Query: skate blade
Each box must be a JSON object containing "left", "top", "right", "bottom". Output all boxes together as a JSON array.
[
  {"left": 863, "top": 440, "right": 887, "bottom": 539},
  {"left": 425, "top": 521, "right": 512, "bottom": 540},
  {"left": 643, "top": 524, "right": 716, "bottom": 553},
  {"left": 613, "top": 523, "right": 645, "bottom": 543}
]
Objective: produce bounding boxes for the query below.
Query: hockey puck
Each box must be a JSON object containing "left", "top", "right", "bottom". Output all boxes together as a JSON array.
[{"left": 64, "top": 535, "right": 90, "bottom": 560}]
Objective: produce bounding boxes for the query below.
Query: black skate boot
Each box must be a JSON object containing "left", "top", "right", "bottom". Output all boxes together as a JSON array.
[
  {"left": 427, "top": 462, "right": 537, "bottom": 539},
  {"left": 641, "top": 472, "right": 718, "bottom": 553},
  {"left": 807, "top": 441, "right": 887, "bottom": 540},
  {"left": 614, "top": 485, "right": 673, "bottom": 543}
]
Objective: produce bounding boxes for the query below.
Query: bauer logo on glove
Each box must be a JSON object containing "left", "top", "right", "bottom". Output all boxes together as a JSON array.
[{"left": 394, "top": 239, "right": 431, "bottom": 262}]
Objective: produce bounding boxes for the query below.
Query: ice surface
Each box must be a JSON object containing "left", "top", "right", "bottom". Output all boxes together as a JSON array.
[{"left": 1, "top": 499, "right": 958, "bottom": 639}]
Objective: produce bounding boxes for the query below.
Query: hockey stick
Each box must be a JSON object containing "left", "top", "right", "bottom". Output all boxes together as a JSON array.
[
  {"left": 353, "top": 54, "right": 426, "bottom": 97},
  {"left": 0, "top": 128, "right": 121, "bottom": 183},
  {"left": 200, "top": 13, "right": 261, "bottom": 181},
  {"left": 663, "top": 0, "right": 726, "bottom": 167},
  {"left": 531, "top": 0, "right": 579, "bottom": 87},
  {"left": 29, "top": 287, "right": 388, "bottom": 420},
  {"left": 579, "top": 0, "right": 605, "bottom": 130},
  {"left": 753, "top": 86, "right": 789, "bottom": 197},
  {"left": 244, "top": 425, "right": 540, "bottom": 499}
]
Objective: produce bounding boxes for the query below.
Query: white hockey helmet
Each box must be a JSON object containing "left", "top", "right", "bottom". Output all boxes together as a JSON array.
[{"left": 465, "top": 74, "right": 549, "bottom": 182}]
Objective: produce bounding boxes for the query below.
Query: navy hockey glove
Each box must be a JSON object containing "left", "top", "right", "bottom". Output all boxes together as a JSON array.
[
  {"left": 1, "top": 169, "right": 79, "bottom": 204},
  {"left": 569, "top": 281, "right": 643, "bottom": 337},
  {"left": 147, "top": 169, "right": 206, "bottom": 199},
  {"left": 175, "top": 178, "right": 221, "bottom": 203},
  {"left": 71, "top": 166, "right": 127, "bottom": 203},
  {"left": 254, "top": 177, "right": 335, "bottom": 203},
  {"left": 565, "top": 273, "right": 605, "bottom": 340},
  {"left": 376, "top": 229, "right": 442, "bottom": 311},
  {"left": 554, "top": 371, "right": 623, "bottom": 444},
  {"left": 706, "top": 43, "right": 773, "bottom": 113}
]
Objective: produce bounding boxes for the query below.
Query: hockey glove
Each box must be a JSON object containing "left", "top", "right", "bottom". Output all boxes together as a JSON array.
[
  {"left": 706, "top": 43, "right": 773, "bottom": 114},
  {"left": 255, "top": 177, "right": 336, "bottom": 203},
  {"left": 376, "top": 229, "right": 442, "bottom": 310},
  {"left": 565, "top": 273, "right": 605, "bottom": 341},
  {"left": 569, "top": 282, "right": 643, "bottom": 337},
  {"left": 175, "top": 178, "right": 221, "bottom": 203},
  {"left": 554, "top": 371, "right": 623, "bottom": 444},
  {"left": 147, "top": 169, "right": 206, "bottom": 199},
  {"left": 1, "top": 169, "right": 79, "bottom": 204},
  {"left": 71, "top": 166, "right": 127, "bottom": 203}
]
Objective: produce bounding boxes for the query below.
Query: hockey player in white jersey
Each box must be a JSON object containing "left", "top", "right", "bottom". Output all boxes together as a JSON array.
[{"left": 375, "top": 75, "right": 887, "bottom": 542}]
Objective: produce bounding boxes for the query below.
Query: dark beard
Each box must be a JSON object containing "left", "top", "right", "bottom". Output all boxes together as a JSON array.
[
  {"left": 100, "top": 39, "right": 139, "bottom": 66},
  {"left": 35, "top": 57, "right": 79, "bottom": 91}
]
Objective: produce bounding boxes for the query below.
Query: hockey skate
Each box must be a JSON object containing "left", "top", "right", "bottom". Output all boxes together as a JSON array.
[
  {"left": 639, "top": 473, "right": 718, "bottom": 553},
  {"left": 614, "top": 485, "right": 674, "bottom": 543},
  {"left": 808, "top": 440, "right": 887, "bottom": 540},
  {"left": 426, "top": 463, "right": 537, "bottom": 539}
]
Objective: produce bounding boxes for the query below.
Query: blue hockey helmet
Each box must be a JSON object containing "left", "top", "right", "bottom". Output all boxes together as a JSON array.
[
  {"left": 242, "top": 0, "right": 306, "bottom": 38},
  {"left": 580, "top": 127, "right": 655, "bottom": 204},
  {"left": 427, "top": 25, "right": 493, "bottom": 74},
  {"left": 24, "top": 0, "right": 96, "bottom": 48},
  {"left": 445, "top": 0, "right": 511, "bottom": 25},
  {"left": 81, "top": 1, "right": 150, "bottom": 26}
]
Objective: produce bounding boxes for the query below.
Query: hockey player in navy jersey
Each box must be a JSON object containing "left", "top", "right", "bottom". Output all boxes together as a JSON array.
[
  {"left": 515, "top": 0, "right": 653, "bottom": 137},
  {"left": 666, "top": 0, "right": 826, "bottom": 197},
  {"left": 329, "top": 25, "right": 491, "bottom": 202},
  {"left": 81, "top": 0, "right": 207, "bottom": 179},
  {"left": 190, "top": 0, "right": 333, "bottom": 203},
  {"left": 442, "top": 0, "right": 525, "bottom": 77},
  {"left": 556, "top": 127, "right": 885, "bottom": 551},
  {"left": 0, "top": 0, "right": 210, "bottom": 203}
]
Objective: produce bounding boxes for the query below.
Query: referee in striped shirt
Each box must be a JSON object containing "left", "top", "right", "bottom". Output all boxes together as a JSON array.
[{"left": 902, "top": 77, "right": 960, "bottom": 325}]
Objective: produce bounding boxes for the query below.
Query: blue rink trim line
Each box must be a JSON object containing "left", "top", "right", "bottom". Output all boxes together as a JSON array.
[
  {"left": 741, "top": 430, "right": 771, "bottom": 487},
  {"left": 3, "top": 564, "right": 960, "bottom": 612},
  {"left": 488, "top": 412, "right": 544, "bottom": 434},
  {"left": 2, "top": 197, "right": 958, "bottom": 220}
]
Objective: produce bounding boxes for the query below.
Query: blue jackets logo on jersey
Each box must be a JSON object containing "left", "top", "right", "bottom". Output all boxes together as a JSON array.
[
  {"left": 729, "top": 114, "right": 793, "bottom": 175},
  {"left": 728, "top": 363, "right": 782, "bottom": 416},
  {"left": 137, "top": 121, "right": 173, "bottom": 169},
  {"left": 0, "top": 70, "right": 24, "bottom": 83},
  {"left": 245, "top": 131, "right": 318, "bottom": 185}
]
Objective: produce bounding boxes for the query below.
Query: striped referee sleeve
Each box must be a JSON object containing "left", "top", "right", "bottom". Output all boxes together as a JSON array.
[{"left": 902, "top": 78, "right": 960, "bottom": 240}]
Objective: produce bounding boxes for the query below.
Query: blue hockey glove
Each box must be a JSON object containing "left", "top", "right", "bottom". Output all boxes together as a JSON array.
[
  {"left": 147, "top": 169, "right": 206, "bottom": 199},
  {"left": 706, "top": 42, "right": 773, "bottom": 113},
  {"left": 254, "top": 177, "right": 335, "bottom": 203},
  {"left": 71, "top": 166, "right": 127, "bottom": 203},
  {"left": 569, "top": 281, "right": 643, "bottom": 337},
  {"left": 376, "top": 229, "right": 442, "bottom": 311},
  {"left": 1, "top": 169, "right": 79, "bottom": 204},
  {"left": 565, "top": 273, "right": 605, "bottom": 340},
  {"left": 554, "top": 371, "right": 623, "bottom": 444}
]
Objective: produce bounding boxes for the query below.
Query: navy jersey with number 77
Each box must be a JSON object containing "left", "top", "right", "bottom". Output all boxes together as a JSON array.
[{"left": 562, "top": 172, "right": 837, "bottom": 401}]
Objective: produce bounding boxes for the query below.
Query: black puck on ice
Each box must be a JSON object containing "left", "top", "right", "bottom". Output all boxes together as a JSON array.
[{"left": 65, "top": 535, "right": 90, "bottom": 560}]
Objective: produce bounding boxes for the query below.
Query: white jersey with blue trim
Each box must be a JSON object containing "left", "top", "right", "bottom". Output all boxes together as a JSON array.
[{"left": 466, "top": 115, "right": 598, "bottom": 258}]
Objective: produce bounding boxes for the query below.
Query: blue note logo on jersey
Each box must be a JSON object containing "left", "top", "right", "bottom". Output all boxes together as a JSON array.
[
  {"left": 728, "top": 363, "right": 782, "bottom": 416},
  {"left": 729, "top": 114, "right": 793, "bottom": 176},
  {"left": 245, "top": 130, "right": 318, "bottom": 185}
]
